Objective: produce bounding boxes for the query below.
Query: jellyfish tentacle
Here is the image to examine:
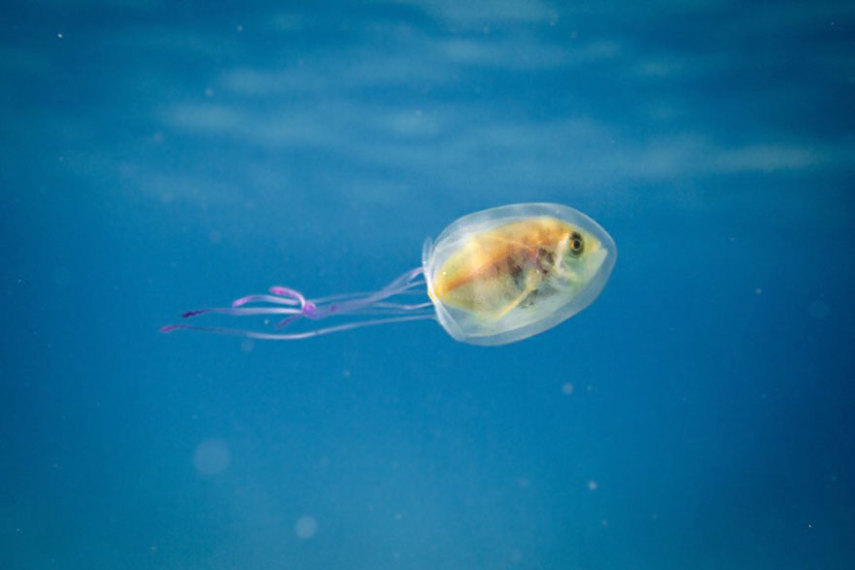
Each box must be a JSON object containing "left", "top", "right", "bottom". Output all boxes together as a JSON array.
[
  {"left": 179, "top": 306, "right": 301, "bottom": 319},
  {"left": 161, "top": 313, "right": 434, "bottom": 339},
  {"left": 232, "top": 294, "right": 299, "bottom": 307},
  {"left": 312, "top": 287, "right": 424, "bottom": 304},
  {"left": 371, "top": 301, "right": 433, "bottom": 311},
  {"left": 273, "top": 301, "right": 433, "bottom": 329},
  {"left": 274, "top": 273, "right": 427, "bottom": 328},
  {"left": 162, "top": 267, "right": 435, "bottom": 340}
]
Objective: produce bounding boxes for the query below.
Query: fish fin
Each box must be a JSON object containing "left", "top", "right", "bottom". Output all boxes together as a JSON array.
[{"left": 488, "top": 269, "right": 542, "bottom": 321}]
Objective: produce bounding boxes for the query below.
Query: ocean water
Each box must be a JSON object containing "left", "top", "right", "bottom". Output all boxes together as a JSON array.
[{"left": 2, "top": 1, "right": 854, "bottom": 569}]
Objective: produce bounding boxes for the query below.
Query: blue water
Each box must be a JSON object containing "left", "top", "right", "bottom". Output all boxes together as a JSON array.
[{"left": 2, "top": 1, "right": 854, "bottom": 569}]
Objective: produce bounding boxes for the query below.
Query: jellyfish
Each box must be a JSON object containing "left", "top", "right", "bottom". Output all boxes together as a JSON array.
[{"left": 161, "top": 203, "right": 617, "bottom": 346}]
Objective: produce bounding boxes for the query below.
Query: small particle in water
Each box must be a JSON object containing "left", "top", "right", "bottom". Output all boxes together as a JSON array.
[
  {"left": 295, "top": 516, "right": 317, "bottom": 539},
  {"left": 193, "top": 439, "right": 230, "bottom": 475},
  {"left": 561, "top": 382, "right": 574, "bottom": 395},
  {"left": 57, "top": 33, "right": 63, "bottom": 39},
  {"left": 240, "top": 339, "right": 254, "bottom": 353},
  {"left": 755, "top": 288, "right": 763, "bottom": 295},
  {"left": 587, "top": 480, "right": 598, "bottom": 491}
]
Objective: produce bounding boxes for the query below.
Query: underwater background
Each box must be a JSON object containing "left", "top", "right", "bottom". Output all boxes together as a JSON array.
[{"left": 2, "top": 1, "right": 854, "bottom": 569}]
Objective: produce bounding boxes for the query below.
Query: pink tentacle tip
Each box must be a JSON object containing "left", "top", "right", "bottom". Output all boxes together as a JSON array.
[
  {"left": 160, "top": 325, "right": 177, "bottom": 333},
  {"left": 275, "top": 315, "right": 301, "bottom": 329},
  {"left": 269, "top": 286, "right": 290, "bottom": 296},
  {"left": 181, "top": 310, "right": 206, "bottom": 318},
  {"left": 231, "top": 297, "right": 251, "bottom": 307}
]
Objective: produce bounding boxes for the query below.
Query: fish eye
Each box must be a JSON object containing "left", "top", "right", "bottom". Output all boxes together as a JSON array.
[{"left": 569, "top": 232, "right": 584, "bottom": 256}]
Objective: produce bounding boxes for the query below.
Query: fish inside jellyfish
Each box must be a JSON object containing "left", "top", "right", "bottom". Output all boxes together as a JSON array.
[{"left": 161, "top": 203, "right": 617, "bottom": 346}]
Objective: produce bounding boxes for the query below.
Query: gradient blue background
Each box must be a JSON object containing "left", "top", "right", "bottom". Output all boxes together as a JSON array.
[{"left": 2, "top": 1, "right": 854, "bottom": 568}]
